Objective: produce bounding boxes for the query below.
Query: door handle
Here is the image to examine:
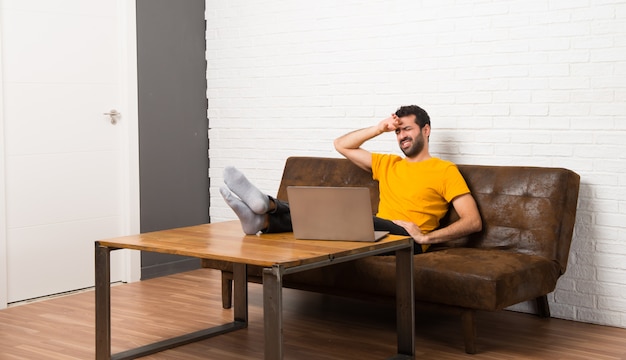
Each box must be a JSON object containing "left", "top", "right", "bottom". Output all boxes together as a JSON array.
[{"left": 104, "top": 109, "right": 121, "bottom": 124}]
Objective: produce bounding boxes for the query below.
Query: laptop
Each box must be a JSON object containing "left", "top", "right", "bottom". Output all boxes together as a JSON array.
[{"left": 287, "top": 186, "right": 388, "bottom": 242}]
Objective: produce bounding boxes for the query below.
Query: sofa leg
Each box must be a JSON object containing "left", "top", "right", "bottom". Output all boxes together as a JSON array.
[
  {"left": 461, "top": 309, "right": 476, "bottom": 354},
  {"left": 221, "top": 271, "right": 233, "bottom": 309},
  {"left": 536, "top": 295, "right": 551, "bottom": 318}
]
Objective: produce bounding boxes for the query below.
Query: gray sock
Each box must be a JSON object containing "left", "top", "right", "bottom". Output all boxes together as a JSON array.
[
  {"left": 223, "top": 166, "right": 270, "bottom": 214},
  {"left": 220, "top": 186, "right": 265, "bottom": 235}
]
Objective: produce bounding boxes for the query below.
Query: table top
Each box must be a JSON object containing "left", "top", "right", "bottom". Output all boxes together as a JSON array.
[{"left": 96, "top": 220, "right": 412, "bottom": 268}]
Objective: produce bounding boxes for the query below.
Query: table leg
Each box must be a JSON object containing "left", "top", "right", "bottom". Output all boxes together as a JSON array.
[
  {"left": 95, "top": 246, "right": 248, "bottom": 360},
  {"left": 263, "top": 265, "right": 284, "bottom": 360},
  {"left": 394, "top": 246, "right": 415, "bottom": 359},
  {"left": 232, "top": 263, "right": 248, "bottom": 325},
  {"left": 95, "top": 243, "right": 112, "bottom": 360}
]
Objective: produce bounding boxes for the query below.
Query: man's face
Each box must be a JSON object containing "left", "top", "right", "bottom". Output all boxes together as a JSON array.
[{"left": 395, "top": 115, "right": 426, "bottom": 158}]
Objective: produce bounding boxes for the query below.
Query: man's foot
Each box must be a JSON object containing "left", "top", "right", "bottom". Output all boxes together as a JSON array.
[
  {"left": 223, "top": 166, "right": 270, "bottom": 214},
  {"left": 220, "top": 186, "right": 265, "bottom": 235}
]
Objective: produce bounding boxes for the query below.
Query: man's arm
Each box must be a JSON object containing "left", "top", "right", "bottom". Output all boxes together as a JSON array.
[
  {"left": 393, "top": 193, "right": 482, "bottom": 245},
  {"left": 334, "top": 115, "right": 400, "bottom": 171}
]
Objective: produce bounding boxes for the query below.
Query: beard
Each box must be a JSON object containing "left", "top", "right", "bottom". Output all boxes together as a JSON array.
[{"left": 399, "top": 133, "right": 425, "bottom": 158}]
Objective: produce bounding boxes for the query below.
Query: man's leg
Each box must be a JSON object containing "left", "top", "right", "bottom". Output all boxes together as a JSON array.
[
  {"left": 221, "top": 190, "right": 293, "bottom": 234},
  {"left": 265, "top": 198, "right": 293, "bottom": 233},
  {"left": 220, "top": 165, "right": 294, "bottom": 234},
  {"left": 373, "top": 217, "right": 423, "bottom": 254}
]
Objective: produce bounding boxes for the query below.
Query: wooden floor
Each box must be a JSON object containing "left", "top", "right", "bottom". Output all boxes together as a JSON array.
[{"left": 1, "top": 269, "right": 625, "bottom": 360}]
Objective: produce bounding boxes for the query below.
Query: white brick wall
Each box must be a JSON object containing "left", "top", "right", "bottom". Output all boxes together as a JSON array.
[{"left": 206, "top": 0, "right": 626, "bottom": 328}]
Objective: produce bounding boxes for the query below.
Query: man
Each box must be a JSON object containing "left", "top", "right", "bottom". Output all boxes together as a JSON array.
[{"left": 220, "top": 105, "right": 482, "bottom": 253}]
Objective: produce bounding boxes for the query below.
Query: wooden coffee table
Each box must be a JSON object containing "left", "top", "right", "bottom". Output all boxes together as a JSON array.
[{"left": 95, "top": 220, "right": 415, "bottom": 359}]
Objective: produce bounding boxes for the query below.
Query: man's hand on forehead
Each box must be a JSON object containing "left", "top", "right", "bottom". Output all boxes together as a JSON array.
[{"left": 378, "top": 114, "right": 402, "bottom": 133}]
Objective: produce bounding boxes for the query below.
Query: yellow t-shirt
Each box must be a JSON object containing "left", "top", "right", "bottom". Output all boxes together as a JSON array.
[{"left": 371, "top": 153, "right": 470, "bottom": 240}]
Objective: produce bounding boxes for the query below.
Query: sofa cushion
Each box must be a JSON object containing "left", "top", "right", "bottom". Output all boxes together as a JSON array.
[
  {"left": 413, "top": 248, "right": 561, "bottom": 310},
  {"left": 274, "top": 248, "right": 560, "bottom": 311},
  {"left": 206, "top": 247, "right": 561, "bottom": 312}
]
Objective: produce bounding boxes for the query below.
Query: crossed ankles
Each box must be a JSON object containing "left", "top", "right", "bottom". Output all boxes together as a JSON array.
[
  {"left": 220, "top": 166, "right": 275, "bottom": 234},
  {"left": 223, "top": 166, "right": 270, "bottom": 214}
]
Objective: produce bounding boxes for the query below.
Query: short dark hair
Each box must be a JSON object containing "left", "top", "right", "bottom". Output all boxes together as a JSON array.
[{"left": 395, "top": 105, "right": 430, "bottom": 128}]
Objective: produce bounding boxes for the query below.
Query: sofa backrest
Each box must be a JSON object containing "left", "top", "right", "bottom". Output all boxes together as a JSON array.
[
  {"left": 276, "top": 156, "right": 580, "bottom": 274},
  {"left": 276, "top": 157, "right": 379, "bottom": 212},
  {"left": 456, "top": 165, "right": 580, "bottom": 274}
]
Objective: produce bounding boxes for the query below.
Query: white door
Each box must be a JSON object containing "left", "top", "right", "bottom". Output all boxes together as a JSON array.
[{"left": 0, "top": 0, "right": 140, "bottom": 306}]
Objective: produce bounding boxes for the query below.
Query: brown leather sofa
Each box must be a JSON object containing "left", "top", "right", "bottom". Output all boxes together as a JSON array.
[{"left": 203, "top": 156, "right": 580, "bottom": 354}]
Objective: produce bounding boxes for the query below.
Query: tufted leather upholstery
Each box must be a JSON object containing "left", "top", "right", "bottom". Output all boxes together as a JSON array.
[{"left": 204, "top": 156, "right": 580, "bottom": 353}]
